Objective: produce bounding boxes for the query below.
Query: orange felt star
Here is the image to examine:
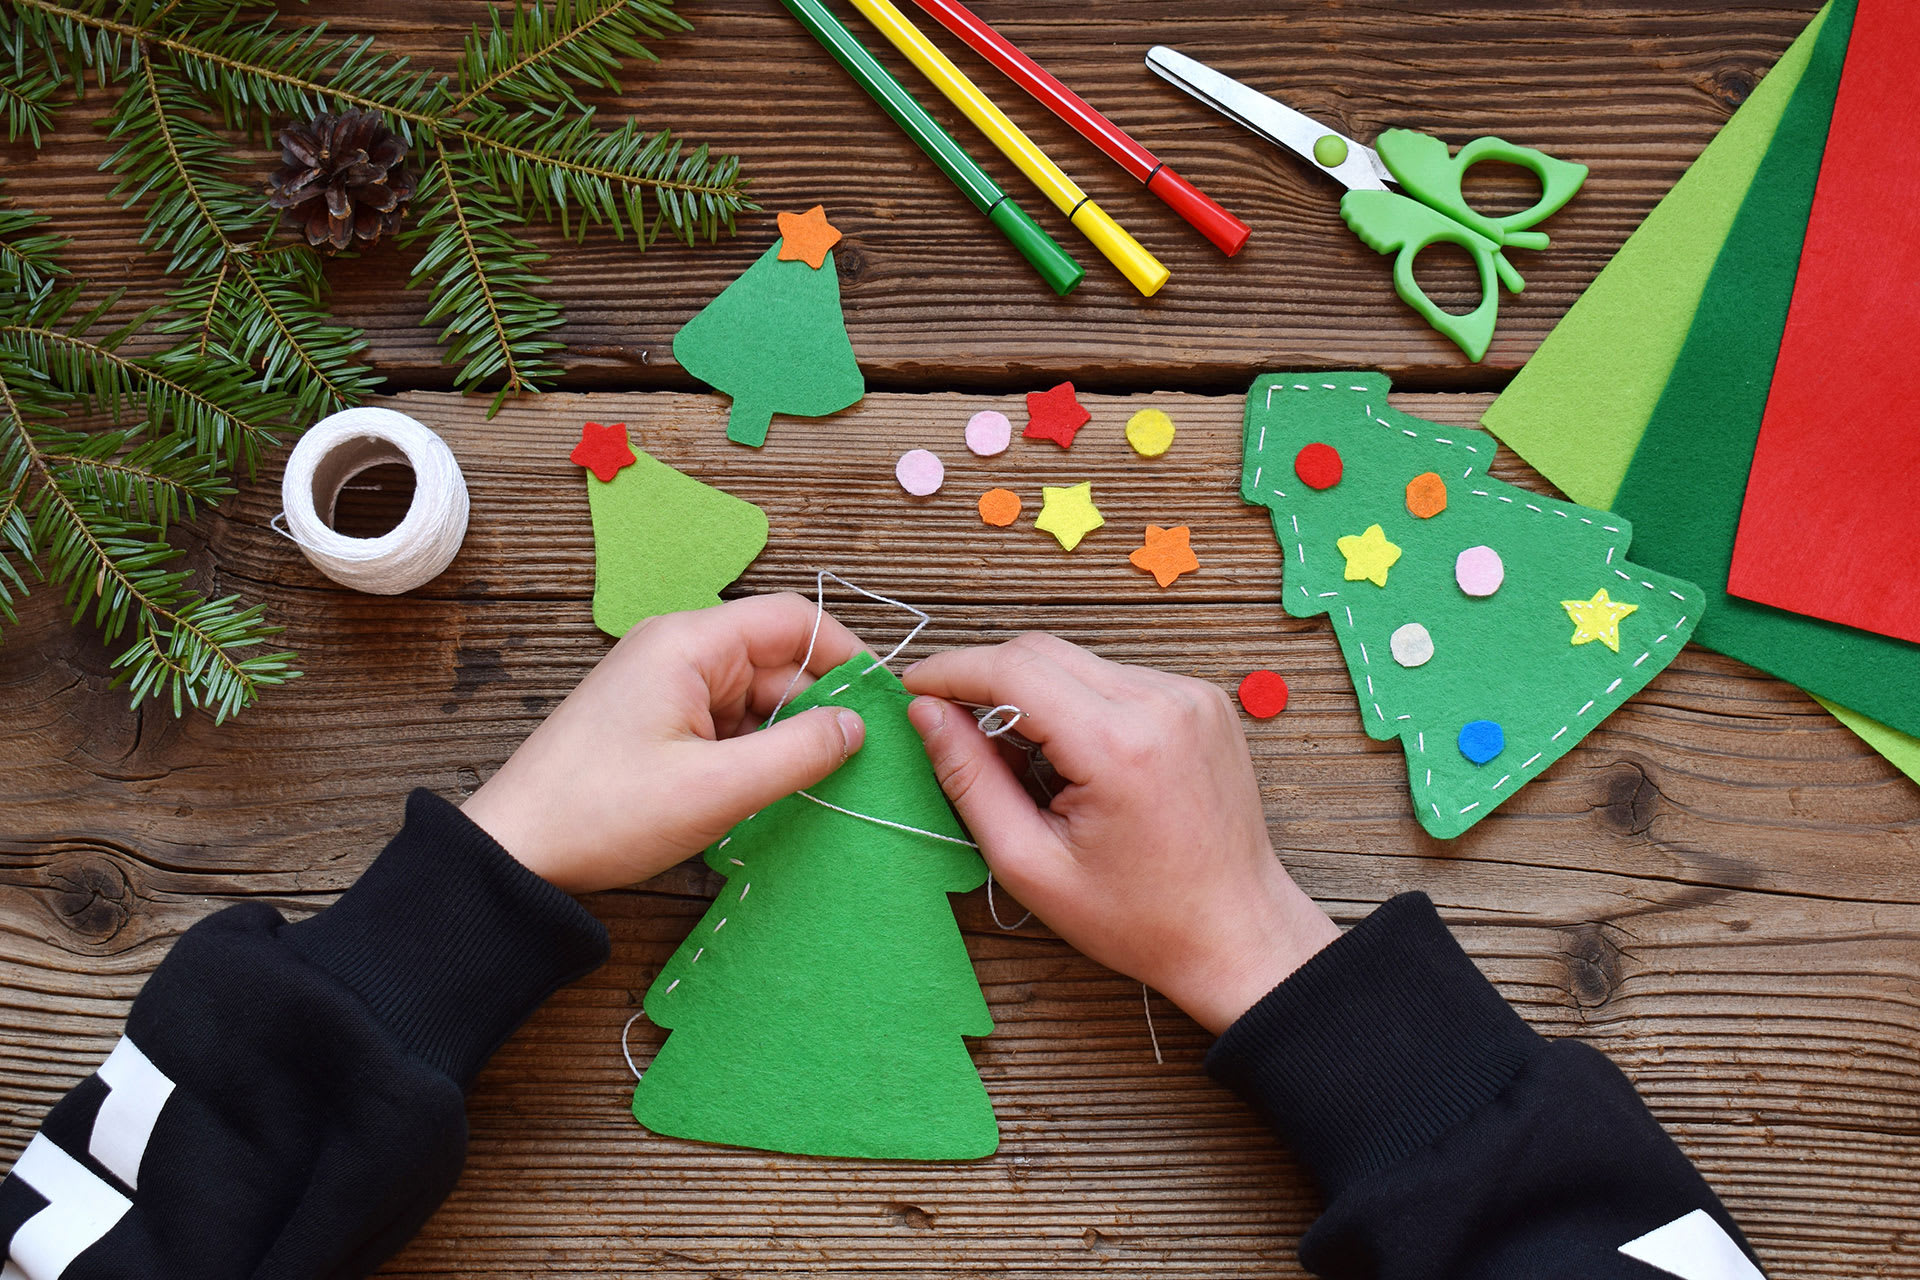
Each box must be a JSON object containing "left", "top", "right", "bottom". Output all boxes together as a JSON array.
[
  {"left": 1023, "top": 381, "right": 1090, "bottom": 449},
  {"left": 570, "top": 420, "right": 637, "bottom": 482},
  {"left": 776, "top": 205, "right": 842, "bottom": 270},
  {"left": 1129, "top": 524, "right": 1199, "bottom": 587}
]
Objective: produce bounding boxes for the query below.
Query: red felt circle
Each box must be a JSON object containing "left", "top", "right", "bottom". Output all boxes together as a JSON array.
[
  {"left": 1294, "top": 442, "right": 1343, "bottom": 490},
  {"left": 1237, "top": 669, "right": 1291, "bottom": 719}
]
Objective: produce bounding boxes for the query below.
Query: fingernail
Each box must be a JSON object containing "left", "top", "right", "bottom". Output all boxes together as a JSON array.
[
  {"left": 906, "top": 695, "right": 944, "bottom": 733},
  {"left": 903, "top": 660, "right": 923, "bottom": 678},
  {"left": 834, "top": 708, "right": 865, "bottom": 758}
]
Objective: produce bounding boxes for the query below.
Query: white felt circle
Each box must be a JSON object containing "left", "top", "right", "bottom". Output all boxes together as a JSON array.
[
  {"left": 1390, "top": 622, "right": 1435, "bottom": 667},
  {"left": 896, "top": 448, "right": 945, "bottom": 496},
  {"left": 1455, "top": 545, "right": 1505, "bottom": 597},
  {"left": 964, "top": 410, "right": 1012, "bottom": 457}
]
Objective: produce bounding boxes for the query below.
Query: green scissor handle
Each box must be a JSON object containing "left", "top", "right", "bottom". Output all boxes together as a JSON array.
[
  {"left": 1339, "top": 189, "right": 1525, "bottom": 362},
  {"left": 1373, "top": 128, "right": 1589, "bottom": 252}
]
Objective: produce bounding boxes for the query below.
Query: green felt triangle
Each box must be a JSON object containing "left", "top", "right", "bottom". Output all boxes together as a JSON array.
[
  {"left": 1242, "top": 373, "right": 1706, "bottom": 839},
  {"left": 632, "top": 657, "right": 997, "bottom": 1160},
  {"left": 673, "top": 241, "right": 866, "bottom": 448},
  {"left": 585, "top": 443, "right": 768, "bottom": 638},
  {"left": 1608, "top": 1, "right": 1920, "bottom": 740},
  {"left": 1480, "top": 4, "right": 1831, "bottom": 510}
]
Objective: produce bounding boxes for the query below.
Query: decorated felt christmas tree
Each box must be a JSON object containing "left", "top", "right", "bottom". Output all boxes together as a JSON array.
[
  {"left": 632, "top": 655, "right": 996, "bottom": 1160},
  {"left": 569, "top": 422, "right": 769, "bottom": 637},
  {"left": 673, "top": 206, "right": 865, "bottom": 448},
  {"left": 1241, "top": 373, "right": 1706, "bottom": 838}
]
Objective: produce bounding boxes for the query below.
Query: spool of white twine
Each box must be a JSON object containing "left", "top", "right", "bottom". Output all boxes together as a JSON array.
[{"left": 276, "top": 407, "right": 469, "bottom": 595}]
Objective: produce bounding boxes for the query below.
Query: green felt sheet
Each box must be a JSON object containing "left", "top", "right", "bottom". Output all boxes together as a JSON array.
[
  {"left": 673, "top": 240, "right": 865, "bottom": 448},
  {"left": 632, "top": 657, "right": 997, "bottom": 1160},
  {"left": 584, "top": 443, "right": 768, "bottom": 638},
  {"left": 1243, "top": 374, "right": 1705, "bottom": 839},
  {"left": 1610, "top": 0, "right": 1920, "bottom": 741},
  {"left": 1480, "top": 4, "right": 1831, "bottom": 509}
]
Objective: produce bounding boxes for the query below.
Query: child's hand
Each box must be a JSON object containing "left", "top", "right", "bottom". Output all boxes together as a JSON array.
[
  {"left": 904, "top": 635, "right": 1339, "bottom": 1034},
  {"left": 463, "top": 594, "right": 869, "bottom": 894}
]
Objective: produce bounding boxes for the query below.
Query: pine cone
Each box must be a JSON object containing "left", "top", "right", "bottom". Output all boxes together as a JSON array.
[{"left": 266, "top": 109, "right": 417, "bottom": 252}]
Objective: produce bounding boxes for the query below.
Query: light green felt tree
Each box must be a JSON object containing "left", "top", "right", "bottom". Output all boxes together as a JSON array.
[
  {"left": 1240, "top": 372, "right": 1706, "bottom": 839},
  {"left": 672, "top": 239, "right": 865, "bottom": 447},
  {"left": 572, "top": 423, "right": 768, "bottom": 637},
  {"left": 632, "top": 656, "right": 996, "bottom": 1160}
]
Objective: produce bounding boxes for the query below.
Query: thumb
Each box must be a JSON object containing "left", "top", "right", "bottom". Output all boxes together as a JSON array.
[
  {"left": 704, "top": 706, "right": 866, "bottom": 819},
  {"left": 906, "top": 697, "right": 1057, "bottom": 865}
]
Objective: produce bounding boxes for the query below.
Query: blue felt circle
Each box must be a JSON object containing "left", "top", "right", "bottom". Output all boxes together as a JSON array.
[{"left": 1457, "top": 720, "right": 1505, "bottom": 766}]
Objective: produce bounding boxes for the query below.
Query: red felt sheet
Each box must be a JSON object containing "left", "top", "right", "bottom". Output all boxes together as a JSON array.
[{"left": 1727, "top": 0, "right": 1920, "bottom": 643}]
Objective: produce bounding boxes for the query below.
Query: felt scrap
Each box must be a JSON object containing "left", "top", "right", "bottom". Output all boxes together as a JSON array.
[
  {"left": 1242, "top": 373, "right": 1706, "bottom": 839},
  {"left": 581, "top": 428, "right": 769, "bottom": 637},
  {"left": 1024, "top": 382, "right": 1090, "bottom": 449},
  {"left": 965, "top": 410, "right": 1012, "bottom": 457},
  {"left": 1562, "top": 588, "right": 1638, "bottom": 653},
  {"left": 673, "top": 238, "right": 865, "bottom": 448},
  {"left": 1125, "top": 408, "right": 1176, "bottom": 458},
  {"left": 1405, "top": 472, "right": 1447, "bottom": 519},
  {"left": 896, "top": 448, "right": 945, "bottom": 496},
  {"left": 1725, "top": 0, "right": 1920, "bottom": 644},
  {"left": 1294, "top": 442, "right": 1343, "bottom": 490},
  {"left": 776, "top": 205, "right": 843, "bottom": 270},
  {"left": 1129, "top": 524, "right": 1199, "bottom": 587},
  {"left": 1034, "top": 481, "right": 1103, "bottom": 551},
  {"left": 1454, "top": 545, "right": 1504, "bottom": 598},
  {"left": 1237, "top": 670, "right": 1290, "bottom": 719},
  {"left": 1613, "top": 0, "right": 1920, "bottom": 740},
  {"left": 632, "top": 656, "right": 996, "bottom": 1161},
  {"left": 1478, "top": 5, "right": 1834, "bottom": 508},
  {"left": 1457, "top": 720, "right": 1505, "bottom": 766},
  {"left": 977, "top": 488, "right": 1021, "bottom": 527},
  {"left": 570, "top": 420, "right": 638, "bottom": 483},
  {"left": 1390, "top": 622, "right": 1435, "bottom": 668},
  {"left": 1337, "top": 524, "right": 1401, "bottom": 587}
]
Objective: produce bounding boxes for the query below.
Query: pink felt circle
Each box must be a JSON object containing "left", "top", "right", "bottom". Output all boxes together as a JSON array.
[
  {"left": 896, "top": 448, "right": 945, "bottom": 496},
  {"left": 964, "top": 410, "right": 1012, "bottom": 457},
  {"left": 1455, "top": 545, "right": 1505, "bottom": 597}
]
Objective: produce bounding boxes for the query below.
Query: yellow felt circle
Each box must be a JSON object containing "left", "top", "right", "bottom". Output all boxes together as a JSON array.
[{"left": 1125, "top": 408, "right": 1176, "bottom": 458}]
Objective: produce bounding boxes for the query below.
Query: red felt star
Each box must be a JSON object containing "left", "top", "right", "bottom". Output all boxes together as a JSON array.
[
  {"left": 776, "top": 205, "right": 843, "bottom": 270},
  {"left": 571, "top": 420, "right": 637, "bottom": 482},
  {"left": 1023, "top": 381, "right": 1090, "bottom": 449}
]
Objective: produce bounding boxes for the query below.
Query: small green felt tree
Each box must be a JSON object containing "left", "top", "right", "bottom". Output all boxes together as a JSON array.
[
  {"left": 673, "top": 238, "right": 864, "bottom": 448},
  {"left": 632, "top": 656, "right": 996, "bottom": 1160},
  {"left": 1240, "top": 372, "right": 1706, "bottom": 839}
]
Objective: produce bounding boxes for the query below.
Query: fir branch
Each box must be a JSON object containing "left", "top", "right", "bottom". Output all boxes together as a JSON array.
[
  {"left": 404, "top": 153, "right": 562, "bottom": 409},
  {"left": 37, "top": 422, "right": 232, "bottom": 529},
  {"left": 0, "top": 19, "right": 59, "bottom": 143},
  {"left": 0, "top": 196, "right": 67, "bottom": 295},
  {"left": 454, "top": 0, "right": 688, "bottom": 112},
  {"left": 0, "top": 438, "right": 30, "bottom": 626}
]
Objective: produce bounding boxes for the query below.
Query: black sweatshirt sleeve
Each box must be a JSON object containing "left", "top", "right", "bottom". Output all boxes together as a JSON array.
[
  {"left": 1, "top": 789, "right": 609, "bottom": 1280},
  {"left": 1207, "top": 893, "right": 1760, "bottom": 1280}
]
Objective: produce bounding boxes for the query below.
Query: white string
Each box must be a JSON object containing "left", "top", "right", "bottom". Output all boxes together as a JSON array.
[
  {"left": 1142, "top": 985, "right": 1164, "bottom": 1065},
  {"left": 977, "top": 704, "right": 1025, "bottom": 739},
  {"left": 764, "top": 569, "right": 931, "bottom": 728},
  {"left": 276, "top": 407, "right": 469, "bottom": 595},
  {"left": 985, "top": 875, "right": 1032, "bottom": 930},
  {"left": 621, "top": 1009, "right": 647, "bottom": 1081},
  {"left": 793, "top": 789, "right": 979, "bottom": 847}
]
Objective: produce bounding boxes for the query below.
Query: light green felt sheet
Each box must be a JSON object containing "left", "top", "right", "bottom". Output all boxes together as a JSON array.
[
  {"left": 632, "top": 657, "right": 997, "bottom": 1160},
  {"left": 1243, "top": 373, "right": 1706, "bottom": 840},
  {"left": 673, "top": 241, "right": 865, "bottom": 448},
  {"left": 1819, "top": 698, "right": 1920, "bottom": 787},
  {"left": 1479, "top": 4, "right": 1831, "bottom": 510},
  {"left": 584, "top": 442, "right": 768, "bottom": 638}
]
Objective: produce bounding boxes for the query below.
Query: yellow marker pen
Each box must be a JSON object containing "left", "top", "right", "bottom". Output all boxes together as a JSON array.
[{"left": 848, "top": 0, "right": 1170, "bottom": 297}]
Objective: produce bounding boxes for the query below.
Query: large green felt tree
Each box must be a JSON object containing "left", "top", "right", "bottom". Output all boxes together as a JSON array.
[
  {"left": 632, "top": 656, "right": 996, "bottom": 1160},
  {"left": 673, "top": 237, "right": 864, "bottom": 448},
  {"left": 1240, "top": 373, "right": 1707, "bottom": 839}
]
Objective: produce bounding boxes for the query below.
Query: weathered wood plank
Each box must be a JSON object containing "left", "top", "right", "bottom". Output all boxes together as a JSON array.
[
  {"left": 3, "top": 388, "right": 1916, "bottom": 1277},
  {"left": 0, "top": 1, "right": 1823, "bottom": 390}
]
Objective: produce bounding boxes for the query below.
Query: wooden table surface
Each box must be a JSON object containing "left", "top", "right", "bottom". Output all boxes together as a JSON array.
[{"left": 8, "top": 2, "right": 1918, "bottom": 1277}]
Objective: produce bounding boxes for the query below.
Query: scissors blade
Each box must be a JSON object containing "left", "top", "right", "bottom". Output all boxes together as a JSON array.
[{"left": 1145, "top": 46, "right": 1390, "bottom": 192}]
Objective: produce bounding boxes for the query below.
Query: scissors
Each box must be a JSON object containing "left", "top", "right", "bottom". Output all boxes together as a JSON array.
[{"left": 1145, "top": 46, "right": 1587, "bottom": 362}]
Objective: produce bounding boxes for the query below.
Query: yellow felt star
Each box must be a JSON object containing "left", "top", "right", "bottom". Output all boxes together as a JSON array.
[
  {"left": 1034, "top": 481, "right": 1104, "bottom": 551},
  {"left": 1561, "top": 587, "right": 1639, "bottom": 652},
  {"left": 1336, "top": 523, "right": 1402, "bottom": 587},
  {"left": 776, "top": 205, "right": 842, "bottom": 270}
]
